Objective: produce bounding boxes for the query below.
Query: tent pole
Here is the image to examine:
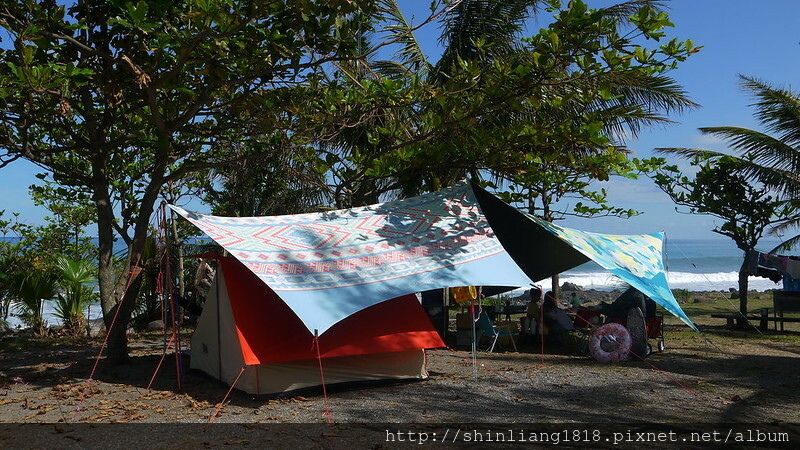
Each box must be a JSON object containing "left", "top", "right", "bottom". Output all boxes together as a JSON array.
[
  {"left": 470, "top": 296, "right": 477, "bottom": 381},
  {"left": 165, "top": 207, "right": 182, "bottom": 390},
  {"left": 216, "top": 261, "right": 222, "bottom": 380}
]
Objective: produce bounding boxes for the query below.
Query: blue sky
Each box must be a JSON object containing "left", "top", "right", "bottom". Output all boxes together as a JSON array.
[
  {"left": 1, "top": 0, "right": 799, "bottom": 244},
  {"left": 390, "top": 0, "right": 799, "bottom": 243}
]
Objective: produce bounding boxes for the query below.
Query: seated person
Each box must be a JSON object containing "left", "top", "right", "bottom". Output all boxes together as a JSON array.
[
  {"left": 542, "top": 292, "right": 574, "bottom": 347},
  {"left": 524, "top": 287, "right": 543, "bottom": 334},
  {"left": 570, "top": 292, "right": 583, "bottom": 311}
]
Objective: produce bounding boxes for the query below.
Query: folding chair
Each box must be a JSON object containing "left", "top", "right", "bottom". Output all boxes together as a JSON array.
[{"left": 475, "top": 311, "right": 518, "bottom": 352}]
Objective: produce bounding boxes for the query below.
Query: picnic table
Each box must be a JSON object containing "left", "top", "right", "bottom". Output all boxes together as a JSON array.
[{"left": 711, "top": 291, "right": 800, "bottom": 329}]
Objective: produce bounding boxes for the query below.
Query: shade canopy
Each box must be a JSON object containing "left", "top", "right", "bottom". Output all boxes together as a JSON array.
[{"left": 172, "top": 181, "right": 696, "bottom": 333}]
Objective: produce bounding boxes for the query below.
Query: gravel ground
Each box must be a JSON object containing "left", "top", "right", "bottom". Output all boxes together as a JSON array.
[
  {"left": 1, "top": 306, "right": 799, "bottom": 448},
  {"left": 1, "top": 328, "right": 798, "bottom": 425}
]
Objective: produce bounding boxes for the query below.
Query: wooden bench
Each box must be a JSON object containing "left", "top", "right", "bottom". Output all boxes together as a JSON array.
[
  {"left": 711, "top": 306, "right": 800, "bottom": 329},
  {"left": 773, "top": 290, "right": 800, "bottom": 331},
  {"left": 710, "top": 311, "right": 770, "bottom": 328}
]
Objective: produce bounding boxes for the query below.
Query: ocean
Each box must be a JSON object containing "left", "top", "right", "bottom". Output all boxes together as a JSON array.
[
  {"left": 551, "top": 237, "right": 787, "bottom": 293},
  {"left": 1, "top": 237, "right": 791, "bottom": 329}
]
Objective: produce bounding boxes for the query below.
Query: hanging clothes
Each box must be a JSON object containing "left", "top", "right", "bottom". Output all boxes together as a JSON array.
[
  {"left": 747, "top": 250, "right": 784, "bottom": 283},
  {"left": 785, "top": 258, "right": 800, "bottom": 280}
]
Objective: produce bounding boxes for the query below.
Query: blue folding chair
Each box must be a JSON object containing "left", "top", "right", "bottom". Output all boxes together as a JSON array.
[{"left": 476, "top": 311, "right": 518, "bottom": 352}]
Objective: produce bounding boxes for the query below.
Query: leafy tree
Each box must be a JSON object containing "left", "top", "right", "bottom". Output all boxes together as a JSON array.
[
  {"left": 307, "top": 0, "right": 696, "bottom": 297},
  {"left": 650, "top": 155, "right": 800, "bottom": 321},
  {"left": 199, "top": 141, "right": 330, "bottom": 217},
  {"left": 29, "top": 176, "right": 96, "bottom": 260},
  {"left": 0, "top": 211, "right": 27, "bottom": 321},
  {"left": 660, "top": 76, "right": 800, "bottom": 251},
  {"left": 305, "top": 0, "right": 697, "bottom": 202},
  {"left": 0, "top": 0, "right": 378, "bottom": 363}
]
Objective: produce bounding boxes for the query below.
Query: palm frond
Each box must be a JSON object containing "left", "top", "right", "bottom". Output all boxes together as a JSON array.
[
  {"left": 600, "top": 0, "right": 668, "bottom": 21},
  {"left": 699, "top": 126, "right": 799, "bottom": 174},
  {"left": 435, "top": 0, "right": 539, "bottom": 77},
  {"left": 55, "top": 256, "right": 95, "bottom": 286},
  {"left": 379, "top": 0, "right": 432, "bottom": 77},
  {"left": 768, "top": 232, "right": 800, "bottom": 253},
  {"left": 654, "top": 147, "right": 729, "bottom": 159},
  {"left": 739, "top": 75, "right": 800, "bottom": 147},
  {"left": 371, "top": 59, "right": 416, "bottom": 80}
]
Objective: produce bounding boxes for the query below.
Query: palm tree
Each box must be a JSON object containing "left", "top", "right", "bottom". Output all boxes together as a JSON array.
[
  {"left": 11, "top": 271, "right": 59, "bottom": 336},
  {"left": 317, "top": 0, "right": 697, "bottom": 218},
  {"left": 53, "top": 256, "right": 96, "bottom": 337},
  {"left": 658, "top": 75, "right": 800, "bottom": 250}
]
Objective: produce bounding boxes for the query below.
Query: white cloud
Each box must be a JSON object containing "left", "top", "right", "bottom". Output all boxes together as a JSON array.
[{"left": 691, "top": 132, "right": 728, "bottom": 150}]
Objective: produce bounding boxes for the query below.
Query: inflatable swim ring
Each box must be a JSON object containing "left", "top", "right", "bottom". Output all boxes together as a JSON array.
[{"left": 588, "top": 323, "right": 631, "bottom": 363}]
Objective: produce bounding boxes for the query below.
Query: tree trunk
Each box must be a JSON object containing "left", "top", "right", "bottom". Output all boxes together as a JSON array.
[
  {"left": 736, "top": 256, "right": 750, "bottom": 327},
  {"left": 94, "top": 182, "right": 123, "bottom": 361},
  {"left": 551, "top": 273, "right": 560, "bottom": 303},
  {"left": 94, "top": 172, "right": 162, "bottom": 365},
  {"left": 104, "top": 267, "right": 143, "bottom": 364}
]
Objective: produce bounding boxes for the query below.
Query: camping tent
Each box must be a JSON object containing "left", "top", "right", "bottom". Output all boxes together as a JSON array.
[
  {"left": 191, "top": 255, "right": 444, "bottom": 394},
  {"left": 172, "top": 181, "right": 695, "bottom": 394}
]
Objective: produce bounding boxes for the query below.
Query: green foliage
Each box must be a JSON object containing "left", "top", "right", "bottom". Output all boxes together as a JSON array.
[
  {"left": 651, "top": 155, "right": 797, "bottom": 250},
  {"left": 649, "top": 154, "right": 799, "bottom": 316},
  {"left": 304, "top": 0, "right": 696, "bottom": 211},
  {"left": 198, "top": 141, "right": 330, "bottom": 217},
  {"left": 9, "top": 271, "right": 59, "bottom": 336},
  {"left": 672, "top": 288, "right": 690, "bottom": 304},
  {"left": 53, "top": 256, "right": 96, "bottom": 337},
  {"left": 0, "top": 0, "right": 381, "bottom": 361},
  {"left": 28, "top": 175, "right": 96, "bottom": 261}
]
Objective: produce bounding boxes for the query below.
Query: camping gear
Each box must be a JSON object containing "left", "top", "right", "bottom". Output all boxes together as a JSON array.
[
  {"left": 626, "top": 307, "right": 648, "bottom": 359},
  {"left": 451, "top": 286, "right": 478, "bottom": 303},
  {"left": 647, "top": 314, "right": 666, "bottom": 352},
  {"left": 190, "top": 255, "right": 445, "bottom": 394},
  {"left": 588, "top": 323, "right": 631, "bottom": 363},
  {"left": 475, "top": 311, "right": 518, "bottom": 352},
  {"left": 172, "top": 181, "right": 695, "bottom": 392}
]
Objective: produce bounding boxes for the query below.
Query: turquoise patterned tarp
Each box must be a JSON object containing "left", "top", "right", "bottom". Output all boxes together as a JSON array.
[{"left": 531, "top": 216, "right": 698, "bottom": 331}]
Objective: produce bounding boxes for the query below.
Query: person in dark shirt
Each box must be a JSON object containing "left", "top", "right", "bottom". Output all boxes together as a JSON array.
[{"left": 542, "top": 291, "right": 573, "bottom": 347}]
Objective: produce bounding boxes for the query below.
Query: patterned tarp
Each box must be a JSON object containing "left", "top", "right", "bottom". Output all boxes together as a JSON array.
[
  {"left": 172, "top": 181, "right": 696, "bottom": 334},
  {"left": 531, "top": 217, "right": 698, "bottom": 331},
  {"left": 170, "top": 182, "right": 535, "bottom": 333}
]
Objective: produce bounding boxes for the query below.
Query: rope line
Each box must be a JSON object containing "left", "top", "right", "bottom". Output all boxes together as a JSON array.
[
  {"left": 671, "top": 242, "right": 763, "bottom": 336},
  {"left": 72, "top": 261, "right": 142, "bottom": 422},
  {"left": 147, "top": 332, "right": 177, "bottom": 391},
  {"left": 565, "top": 305, "right": 697, "bottom": 396},
  {"left": 446, "top": 347, "right": 514, "bottom": 382},
  {"left": 312, "top": 336, "right": 333, "bottom": 424},
  {"left": 158, "top": 202, "right": 183, "bottom": 389},
  {"left": 205, "top": 366, "right": 246, "bottom": 430}
]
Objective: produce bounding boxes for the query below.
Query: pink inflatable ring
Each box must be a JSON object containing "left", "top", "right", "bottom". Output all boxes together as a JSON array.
[{"left": 589, "top": 323, "right": 631, "bottom": 363}]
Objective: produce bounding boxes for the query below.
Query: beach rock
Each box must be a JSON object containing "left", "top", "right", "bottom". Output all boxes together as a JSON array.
[
  {"left": 147, "top": 320, "right": 165, "bottom": 331},
  {"left": 561, "top": 282, "right": 583, "bottom": 292}
]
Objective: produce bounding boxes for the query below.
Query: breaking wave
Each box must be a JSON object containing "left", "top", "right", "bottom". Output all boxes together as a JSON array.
[{"left": 554, "top": 271, "right": 782, "bottom": 292}]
